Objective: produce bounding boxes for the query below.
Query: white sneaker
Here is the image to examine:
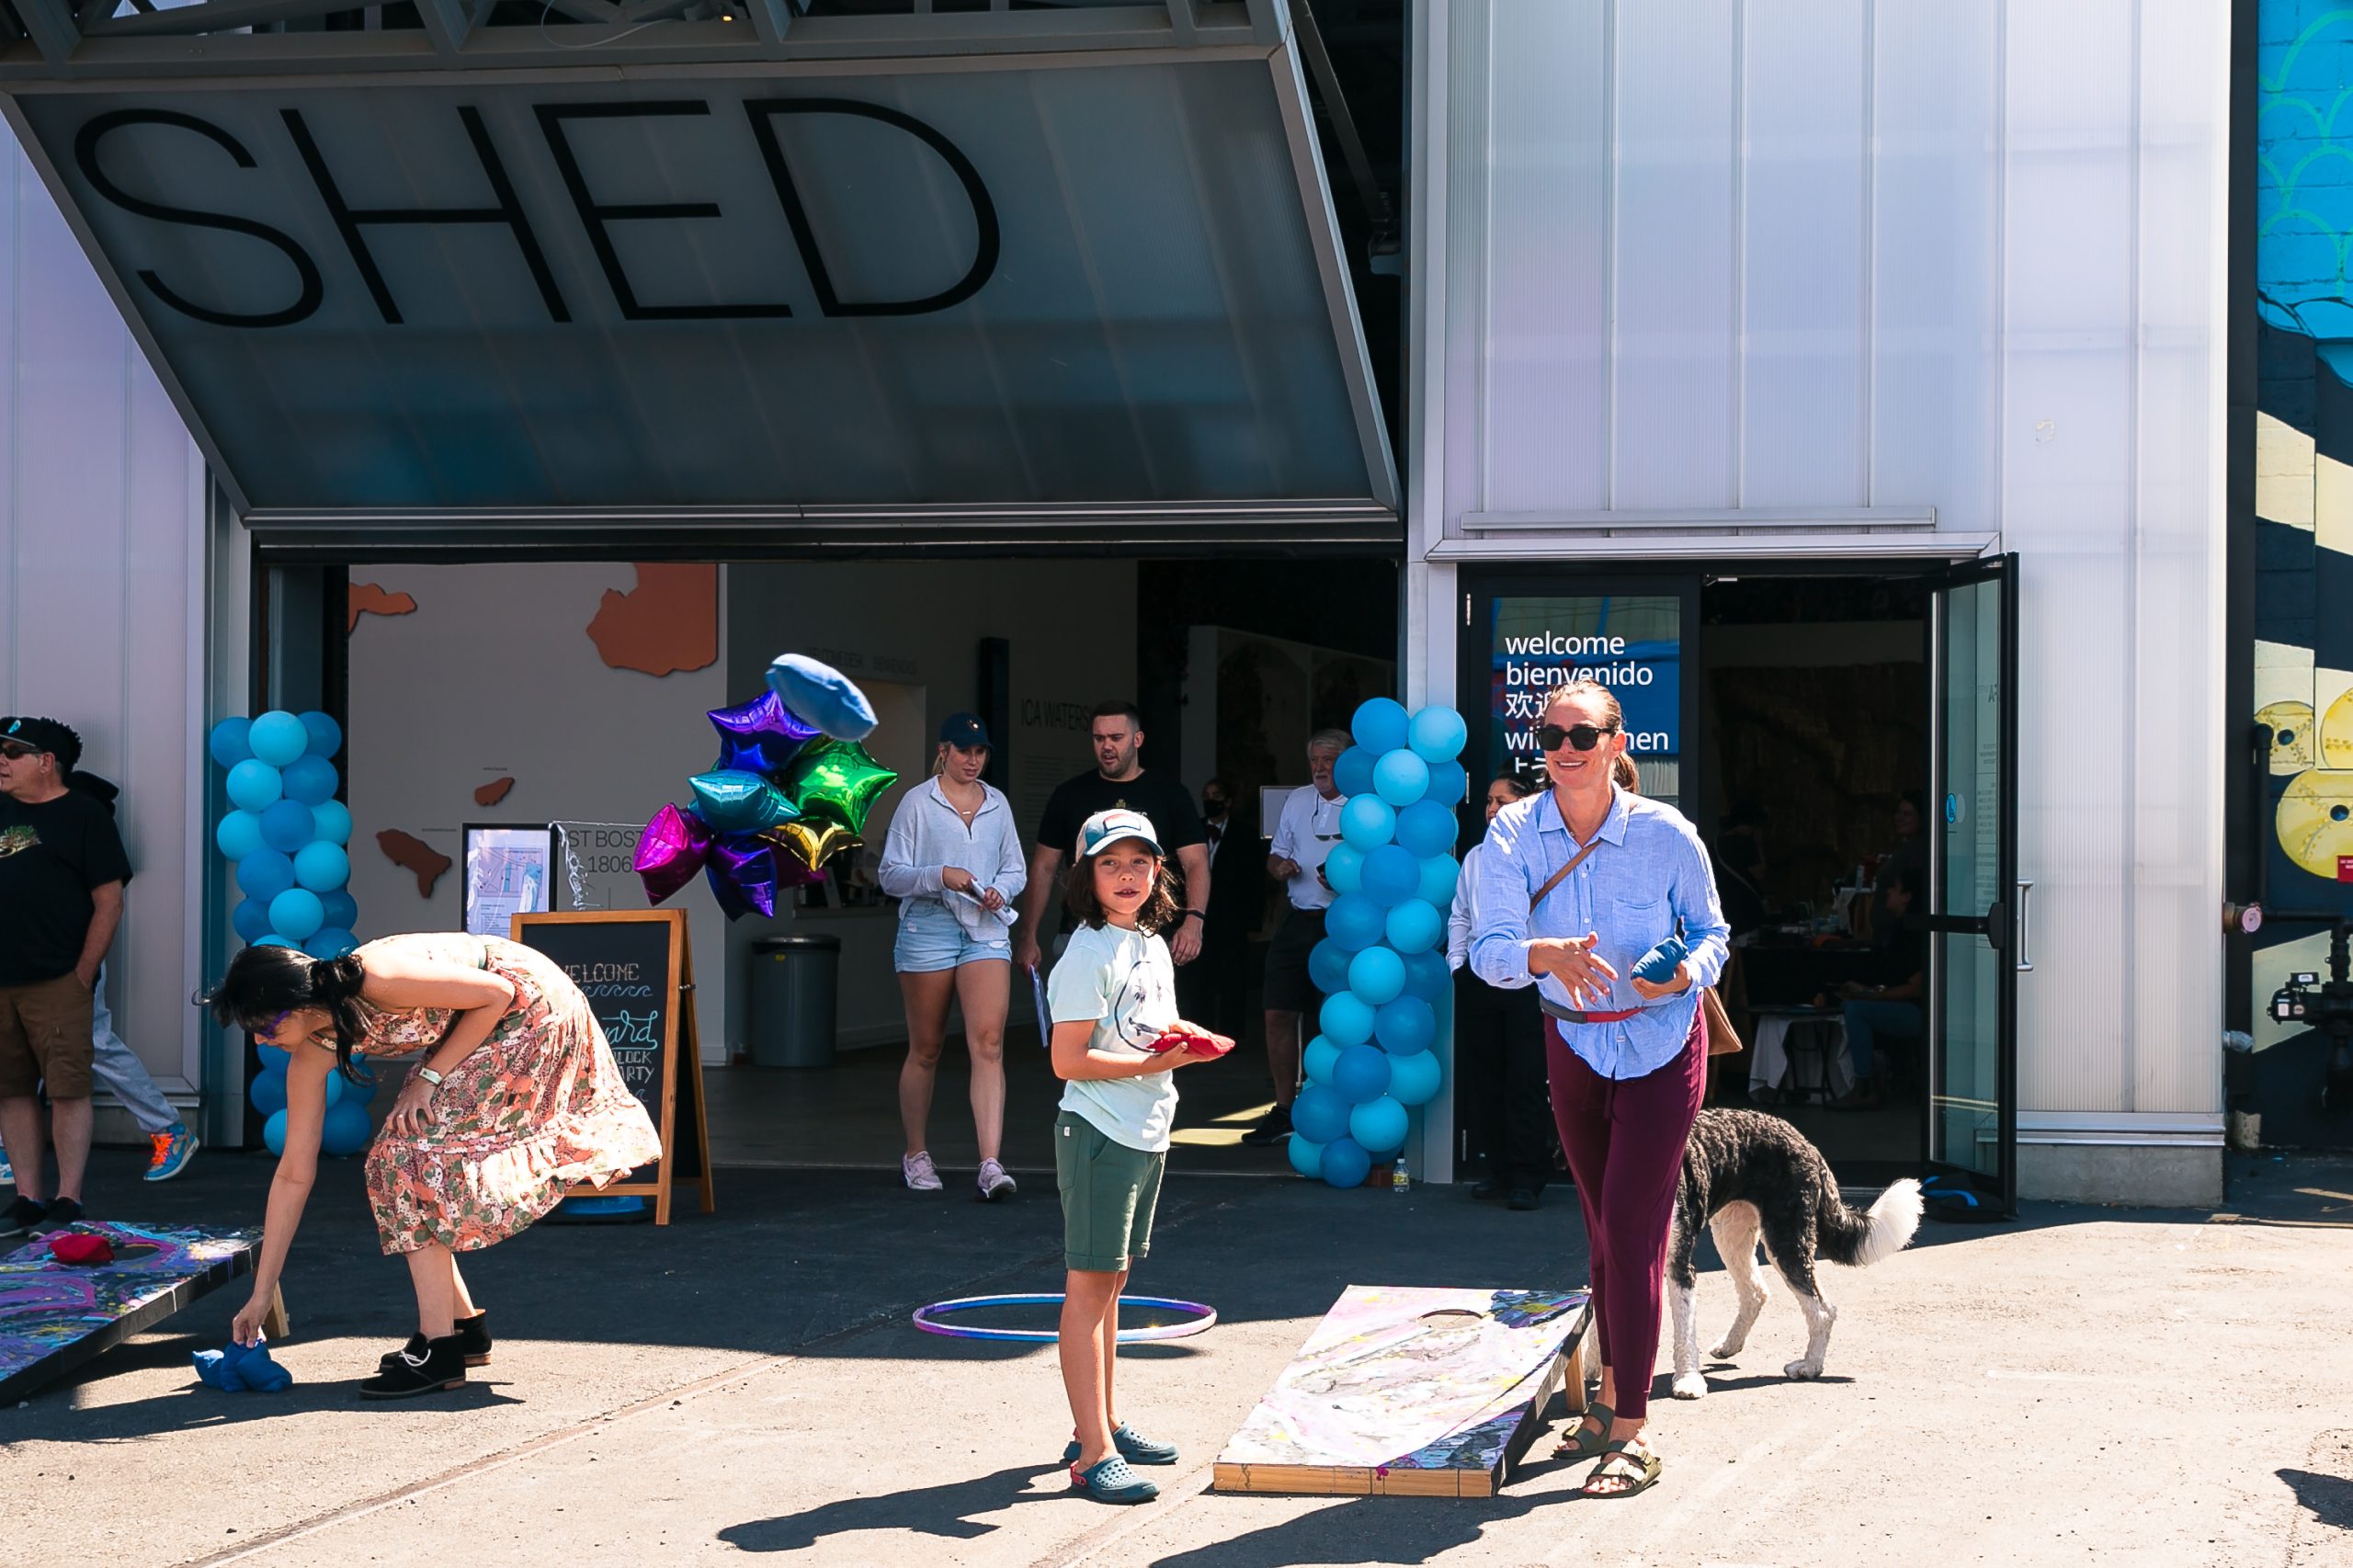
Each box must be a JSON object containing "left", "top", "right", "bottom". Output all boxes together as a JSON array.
[
  {"left": 977, "top": 1159, "right": 1017, "bottom": 1202},
  {"left": 902, "top": 1151, "right": 943, "bottom": 1191}
]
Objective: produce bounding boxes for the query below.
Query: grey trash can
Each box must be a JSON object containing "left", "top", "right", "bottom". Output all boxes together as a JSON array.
[{"left": 751, "top": 933, "right": 841, "bottom": 1068}]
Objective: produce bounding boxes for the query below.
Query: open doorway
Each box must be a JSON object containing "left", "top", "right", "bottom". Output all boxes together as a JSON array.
[{"left": 1697, "top": 575, "right": 1931, "bottom": 1182}]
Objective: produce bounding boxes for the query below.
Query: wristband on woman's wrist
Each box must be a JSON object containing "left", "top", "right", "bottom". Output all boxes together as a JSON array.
[{"left": 1179, "top": 910, "right": 1204, "bottom": 925}]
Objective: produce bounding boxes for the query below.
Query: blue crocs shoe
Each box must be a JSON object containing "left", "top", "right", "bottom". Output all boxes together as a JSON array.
[
  {"left": 144, "top": 1124, "right": 199, "bottom": 1182},
  {"left": 1063, "top": 1424, "right": 1179, "bottom": 1467},
  {"left": 1069, "top": 1455, "right": 1158, "bottom": 1506}
]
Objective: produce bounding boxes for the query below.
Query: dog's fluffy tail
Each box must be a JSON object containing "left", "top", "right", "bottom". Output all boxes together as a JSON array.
[{"left": 1815, "top": 1175, "right": 1924, "bottom": 1268}]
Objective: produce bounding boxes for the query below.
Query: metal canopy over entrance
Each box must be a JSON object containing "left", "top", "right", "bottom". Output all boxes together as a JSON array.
[{"left": 0, "top": 0, "right": 1398, "bottom": 555}]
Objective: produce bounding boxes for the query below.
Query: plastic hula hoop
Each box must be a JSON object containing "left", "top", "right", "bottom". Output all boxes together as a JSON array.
[{"left": 911, "top": 1293, "right": 1217, "bottom": 1344}]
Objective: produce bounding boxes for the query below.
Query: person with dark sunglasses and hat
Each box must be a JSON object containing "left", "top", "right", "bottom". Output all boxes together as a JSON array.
[{"left": 0, "top": 717, "right": 131, "bottom": 1238}]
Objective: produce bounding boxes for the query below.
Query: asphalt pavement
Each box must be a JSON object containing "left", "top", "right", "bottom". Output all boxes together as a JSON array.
[{"left": 5, "top": 1146, "right": 2350, "bottom": 1568}]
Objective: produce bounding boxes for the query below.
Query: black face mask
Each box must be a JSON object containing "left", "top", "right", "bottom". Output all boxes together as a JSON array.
[{"left": 1202, "top": 796, "right": 1228, "bottom": 818}]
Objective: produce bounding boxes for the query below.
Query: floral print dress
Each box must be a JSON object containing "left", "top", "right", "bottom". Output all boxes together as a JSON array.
[{"left": 346, "top": 933, "right": 664, "bottom": 1255}]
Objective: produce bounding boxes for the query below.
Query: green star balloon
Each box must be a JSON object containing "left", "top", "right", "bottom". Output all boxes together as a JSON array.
[{"left": 783, "top": 739, "right": 897, "bottom": 835}]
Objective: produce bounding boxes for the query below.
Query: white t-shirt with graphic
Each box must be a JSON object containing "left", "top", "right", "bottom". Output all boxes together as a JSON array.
[{"left": 1049, "top": 921, "right": 1181, "bottom": 1153}]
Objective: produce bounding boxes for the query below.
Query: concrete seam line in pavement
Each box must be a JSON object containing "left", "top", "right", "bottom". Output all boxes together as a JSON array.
[
  {"left": 1027, "top": 1461, "right": 1220, "bottom": 1568},
  {"left": 177, "top": 1195, "right": 1228, "bottom": 1568}
]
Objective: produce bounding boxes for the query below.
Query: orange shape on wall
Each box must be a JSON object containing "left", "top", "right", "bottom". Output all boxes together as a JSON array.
[
  {"left": 585, "top": 564, "right": 719, "bottom": 676},
  {"left": 376, "top": 829, "right": 452, "bottom": 898},
  {"left": 348, "top": 583, "right": 419, "bottom": 633},
  {"left": 474, "top": 777, "right": 516, "bottom": 807}
]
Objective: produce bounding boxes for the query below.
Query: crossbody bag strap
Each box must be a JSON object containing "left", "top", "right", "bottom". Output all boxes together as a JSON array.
[{"left": 1531, "top": 837, "right": 1601, "bottom": 910}]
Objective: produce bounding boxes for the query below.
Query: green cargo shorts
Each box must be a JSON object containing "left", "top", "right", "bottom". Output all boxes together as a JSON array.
[{"left": 1054, "top": 1109, "right": 1166, "bottom": 1274}]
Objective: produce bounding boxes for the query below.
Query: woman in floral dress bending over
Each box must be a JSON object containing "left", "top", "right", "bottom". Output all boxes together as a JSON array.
[{"left": 207, "top": 932, "right": 662, "bottom": 1397}]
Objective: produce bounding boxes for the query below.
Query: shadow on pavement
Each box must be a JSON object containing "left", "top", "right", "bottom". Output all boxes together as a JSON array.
[
  {"left": 715, "top": 1463, "right": 1055, "bottom": 1551},
  {"left": 2279, "top": 1467, "right": 2353, "bottom": 1531},
  {"left": 1146, "top": 1492, "right": 1559, "bottom": 1568}
]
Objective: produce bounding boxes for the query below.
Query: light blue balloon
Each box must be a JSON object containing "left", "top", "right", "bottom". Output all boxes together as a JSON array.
[
  {"left": 237, "top": 849, "right": 297, "bottom": 902},
  {"left": 304, "top": 926, "right": 358, "bottom": 960},
  {"left": 1333, "top": 1043, "right": 1392, "bottom": 1105},
  {"left": 248, "top": 710, "right": 309, "bottom": 767},
  {"left": 1308, "top": 939, "right": 1355, "bottom": 995},
  {"left": 1385, "top": 900, "right": 1444, "bottom": 955},
  {"left": 1409, "top": 705, "right": 1468, "bottom": 763},
  {"left": 1388, "top": 1048, "right": 1443, "bottom": 1107},
  {"left": 1324, "top": 892, "right": 1386, "bottom": 952},
  {"left": 294, "top": 841, "right": 350, "bottom": 893},
  {"left": 208, "top": 717, "right": 254, "bottom": 769},
  {"left": 280, "top": 753, "right": 338, "bottom": 807},
  {"left": 1360, "top": 845, "right": 1421, "bottom": 908},
  {"left": 254, "top": 933, "right": 301, "bottom": 950},
  {"left": 259, "top": 799, "right": 314, "bottom": 854},
  {"left": 1421, "top": 760, "right": 1469, "bottom": 807},
  {"left": 1416, "top": 854, "right": 1462, "bottom": 908},
  {"left": 1401, "top": 949, "right": 1452, "bottom": 1002},
  {"left": 1349, "top": 1095, "right": 1409, "bottom": 1155},
  {"left": 320, "top": 889, "right": 358, "bottom": 929},
  {"left": 1340, "top": 794, "right": 1396, "bottom": 849},
  {"left": 1320, "top": 1136, "right": 1373, "bottom": 1189},
  {"left": 321, "top": 1099, "right": 372, "bottom": 1157},
  {"left": 1394, "top": 800, "right": 1459, "bottom": 859},
  {"left": 1287, "top": 1132, "right": 1327, "bottom": 1179},
  {"left": 1376, "top": 995, "right": 1437, "bottom": 1056},
  {"left": 320, "top": 1067, "right": 347, "bottom": 1109},
  {"left": 1350, "top": 697, "right": 1411, "bottom": 756},
  {"left": 1320, "top": 990, "right": 1376, "bottom": 1047},
  {"left": 310, "top": 800, "right": 353, "bottom": 849},
  {"left": 1291, "top": 1085, "right": 1352, "bottom": 1144},
  {"left": 1347, "top": 945, "right": 1405, "bottom": 1006},
  {"left": 1373, "top": 748, "right": 1429, "bottom": 807},
  {"left": 269, "top": 887, "right": 325, "bottom": 941},
  {"left": 299, "top": 710, "right": 344, "bottom": 759},
  {"left": 1302, "top": 1033, "right": 1342, "bottom": 1086},
  {"left": 263, "top": 1108, "right": 290, "bottom": 1156},
  {"left": 226, "top": 759, "right": 283, "bottom": 812},
  {"left": 215, "top": 811, "right": 266, "bottom": 861},
  {"left": 249, "top": 1069, "right": 288, "bottom": 1119},
  {"left": 256, "top": 1044, "right": 291, "bottom": 1073},
  {"left": 1323, "top": 841, "right": 1364, "bottom": 895},
  {"left": 1334, "top": 745, "right": 1378, "bottom": 799}
]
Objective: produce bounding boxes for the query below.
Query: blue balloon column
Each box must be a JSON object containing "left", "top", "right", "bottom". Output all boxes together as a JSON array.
[
  {"left": 1290, "top": 698, "right": 1467, "bottom": 1188},
  {"left": 212, "top": 710, "right": 376, "bottom": 1154}
]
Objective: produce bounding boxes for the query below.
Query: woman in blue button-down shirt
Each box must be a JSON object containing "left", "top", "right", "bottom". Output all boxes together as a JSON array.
[{"left": 1471, "top": 679, "right": 1728, "bottom": 1498}]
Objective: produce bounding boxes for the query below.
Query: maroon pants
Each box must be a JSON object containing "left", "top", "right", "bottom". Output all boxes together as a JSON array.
[{"left": 1546, "top": 1011, "right": 1707, "bottom": 1420}]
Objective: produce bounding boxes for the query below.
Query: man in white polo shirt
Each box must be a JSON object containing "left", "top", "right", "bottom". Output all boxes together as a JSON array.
[{"left": 1240, "top": 728, "right": 1350, "bottom": 1148}]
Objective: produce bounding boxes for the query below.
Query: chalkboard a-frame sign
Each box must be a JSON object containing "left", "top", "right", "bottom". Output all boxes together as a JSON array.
[{"left": 510, "top": 908, "right": 714, "bottom": 1224}]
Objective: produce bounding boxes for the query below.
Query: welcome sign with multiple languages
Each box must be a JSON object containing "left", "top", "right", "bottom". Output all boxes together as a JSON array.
[{"left": 1485, "top": 595, "right": 1684, "bottom": 808}]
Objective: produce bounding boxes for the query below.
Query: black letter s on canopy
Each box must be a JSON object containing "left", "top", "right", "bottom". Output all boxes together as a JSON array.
[
  {"left": 745, "top": 98, "right": 999, "bottom": 317},
  {"left": 74, "top": 109, "right": 324, "bottom": 329}
]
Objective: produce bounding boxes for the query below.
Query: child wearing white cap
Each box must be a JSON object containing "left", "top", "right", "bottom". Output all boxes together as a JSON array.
[{"left": 1045, "top": 809, "right": 1230, "bottom": 1505}]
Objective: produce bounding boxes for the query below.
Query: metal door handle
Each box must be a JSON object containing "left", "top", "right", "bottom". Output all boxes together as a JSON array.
[{"left": 2016, "top": 879, "right": 2035, "bottom": 973}]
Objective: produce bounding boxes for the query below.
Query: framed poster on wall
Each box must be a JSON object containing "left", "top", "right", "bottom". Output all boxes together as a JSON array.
[{"left": 462, "top": 824, "right": 554, "bottom": 937}]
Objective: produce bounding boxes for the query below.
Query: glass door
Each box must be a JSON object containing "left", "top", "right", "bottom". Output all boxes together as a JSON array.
[{"left": 1923, "top": 554, "right": 2019, "bottom": 1213}]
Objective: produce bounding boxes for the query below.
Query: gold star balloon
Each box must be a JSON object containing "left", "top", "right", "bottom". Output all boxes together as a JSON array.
[
  {"left": 783, "top": 739, "right": 896, "bottom": 834},
  {"left": 764, "top": 821, "right": 863, "bottom": 873}
]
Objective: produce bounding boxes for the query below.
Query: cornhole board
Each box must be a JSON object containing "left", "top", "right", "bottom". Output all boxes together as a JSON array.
[
  {"left": 0, "top": 1223, "right": 276, "bottom": 1403},
  {"left": 1214, "top": 1285, "right": 1593, "bottom": 1498}
]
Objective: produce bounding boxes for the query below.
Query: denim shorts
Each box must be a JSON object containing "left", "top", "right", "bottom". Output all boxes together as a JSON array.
[{"left": 892, "top": 899, "right": 1011, "bottom": 973}]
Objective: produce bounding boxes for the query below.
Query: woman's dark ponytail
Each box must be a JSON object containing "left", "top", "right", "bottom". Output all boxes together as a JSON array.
[
  {"left": 1612, "top": 755, "right": 1642, "bottom": 793},
  {"left": 203, "top": 943, "right": 369, "bottom": 1079}
]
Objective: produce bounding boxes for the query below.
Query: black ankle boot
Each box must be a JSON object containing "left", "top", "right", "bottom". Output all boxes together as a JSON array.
[
  {"left": 377, "top": 1312, "right": 491, "bottom": 1374},
  {"left": 358, "top": 1334, "right": 466, "bottom": 1399}
]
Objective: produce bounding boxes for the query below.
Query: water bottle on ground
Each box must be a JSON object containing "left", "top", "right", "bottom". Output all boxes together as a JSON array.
[{"left": 1391, "top": 1156, "right": 1411, "bottom": 1196}]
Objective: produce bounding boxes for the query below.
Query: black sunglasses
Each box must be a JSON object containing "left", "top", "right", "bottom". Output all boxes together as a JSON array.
[
  {"left": 0, "top": 741, "right": 37, "bottom": 761},
  {"left": 1535, "top": 722, "right": 1620, "bottom": 753}
]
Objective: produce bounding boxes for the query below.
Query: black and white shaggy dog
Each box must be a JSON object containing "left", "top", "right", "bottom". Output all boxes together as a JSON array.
[{"left": 1665, "top": 1109, "right": 1923, "bottom": 1399}]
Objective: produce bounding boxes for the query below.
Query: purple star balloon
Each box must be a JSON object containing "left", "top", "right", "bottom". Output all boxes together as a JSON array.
[
  {"left": 707, "top": 689, "right": 818, "bottom": 761},
  {"left": 634, "top": 803, "right": 711, "bottom": 905}
]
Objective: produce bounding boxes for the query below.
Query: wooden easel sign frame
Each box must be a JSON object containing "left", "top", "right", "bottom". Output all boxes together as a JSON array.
[{"left": 510, "top": 908, "right": 715, "bottom": 1225}]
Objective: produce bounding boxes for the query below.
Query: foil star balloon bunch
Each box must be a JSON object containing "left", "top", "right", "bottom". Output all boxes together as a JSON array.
[{"left": 634, "top": 654, "right": 898, "bottom": 920}]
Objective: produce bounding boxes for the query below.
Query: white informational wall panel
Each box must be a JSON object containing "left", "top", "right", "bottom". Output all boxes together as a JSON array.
[
  {"left": 1612, "top": 0, "right": 1738, "bottom": 509},
  {"left": 1479, "top": 0, "right": 1609, "bottom": 514},
  {"left": 1740, "top": 0, "right": 1868, "bottom": 506},
  {"left": 0, "top": 133, "right": 208, "bottom": 1095},
  {"left": 1869, "top": 1, "right": 2000, "bottom": 532},
  {"left": 2003, "top": 0, "right": 2139, "bottom": 1118}
]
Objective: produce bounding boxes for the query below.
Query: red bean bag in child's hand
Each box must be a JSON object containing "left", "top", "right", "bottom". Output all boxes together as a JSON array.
[{"left": 1147, "top": 1028, "right": 1235, "bottom": 1059}]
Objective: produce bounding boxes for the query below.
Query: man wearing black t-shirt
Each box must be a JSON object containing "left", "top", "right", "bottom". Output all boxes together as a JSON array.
[
  {"left": 0, "top": 717, "right": 131, "bottom": 1236},
  {"left": 1011, "top": 701, "right": 1210, "bottom": 973}
]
